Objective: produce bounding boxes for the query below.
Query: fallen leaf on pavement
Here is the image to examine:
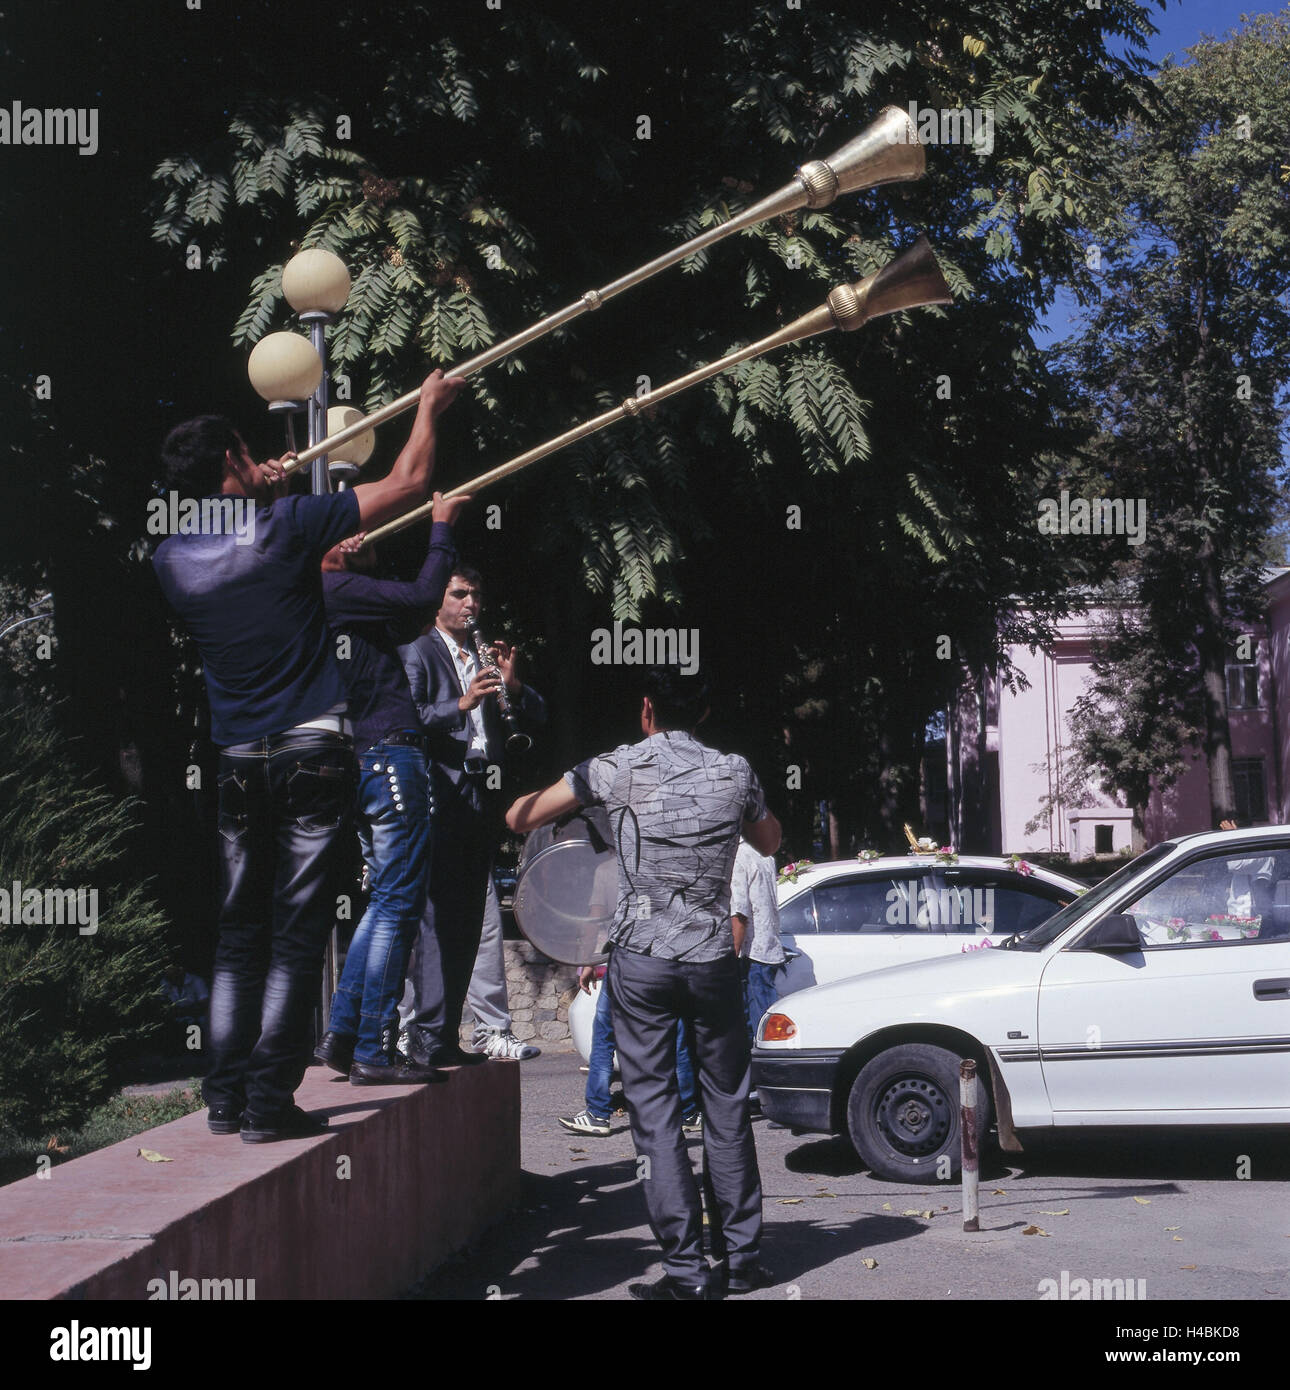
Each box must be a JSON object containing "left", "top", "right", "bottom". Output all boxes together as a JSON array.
[
  {"left": 1022, "top": 1225, "right": 1050, "bottom": 1237},
  {"left": 1173, "top": 1236, "right": 1183, "bottom": 1242},
  {"left": 861, "top": 1257, "right": 878, "bottom": 1270},
  {"left": 1181, "top": 1265, "right": 1197, "bottom": 1271},
  {"left": 902, "top": 1208, "right": 921, "bottom": 1216},
  {"left": 779, "top": 1198, "right": 803, "bottom": 1205},
  {"left": 1132, "top": 1196, "right": 1151, "bottom": 1205},
  {"left": 816, "top": 1190, "right": 837, "bottom": 1198},
  {"left": 881, "top": 1202, "right": 892, "bottom": 1210},
  {"left": 137, "top": 1148, "right": 172, "bottom": 1163},
  {"left": 992, "top": 1188, "right": 1007, "bottom": 1195},
  {"left": 1165, "top": 1226, "right": 1181, "bottom": 1231},
  {"left": 1038, "top": 1209, "right": 1070, "bottom": 1216},
  {"left": 920, "top": 1210, "right": 935, "bottom": 1219},
  {"left": 569, "top": 1147, "right": 586, "bottom": 1153}
]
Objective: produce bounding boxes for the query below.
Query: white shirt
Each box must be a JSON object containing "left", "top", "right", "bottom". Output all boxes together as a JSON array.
[
  {"left": 436, "top": 627, "right": 489, "bottom": 759},
  {"left": 730, "top": 841, "right": 785, "bottom": 964}
]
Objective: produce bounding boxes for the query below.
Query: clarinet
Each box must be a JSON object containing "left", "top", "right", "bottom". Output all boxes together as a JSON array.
[{"left": 463, "top": 618, "right": 532, "bottom": 755}]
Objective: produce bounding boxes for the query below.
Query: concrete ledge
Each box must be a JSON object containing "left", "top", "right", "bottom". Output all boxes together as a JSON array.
[{"left": 0, "top": 1062, "right": 520, "bottom": 1300}]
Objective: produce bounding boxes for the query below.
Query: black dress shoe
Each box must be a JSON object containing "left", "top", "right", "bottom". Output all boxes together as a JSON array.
[
  {"left": 629, "top": 1274, "right": 721, "bottom": 1301},
  {"left": 313, "top": 1031, "right": 355, "bottom": 1075},
  {"left": 420, "top": 1046, "right": 489, "bottom": 1068},
  {"left": 726, "top": 1262, "right": 774, "bottom": 1295},
  {"left": 207, "top": 1105, "right": 244, "bottom": 1135},
  {"left": 349, "top": 1056, "right": 446, "bottom": 1085},
  {"left": 240, "top": 1105, "right": 329, "bottom": 1144}
]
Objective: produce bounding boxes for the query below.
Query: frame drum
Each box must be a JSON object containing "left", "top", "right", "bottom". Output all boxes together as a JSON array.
[{"left": 513, "top": 806, "right": 617, "bottom": 964}]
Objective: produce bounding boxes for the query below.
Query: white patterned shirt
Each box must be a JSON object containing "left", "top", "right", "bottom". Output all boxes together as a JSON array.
[{"left": 731, "top": 841, "right": 785, "bottom": 964}]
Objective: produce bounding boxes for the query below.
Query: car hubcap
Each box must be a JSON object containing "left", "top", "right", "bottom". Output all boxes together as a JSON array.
[{"left": 875, "top": 1075, "right": 951, "bottom": 1158}]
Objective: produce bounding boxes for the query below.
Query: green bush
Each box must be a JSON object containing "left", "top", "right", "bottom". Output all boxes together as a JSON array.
[{"left": 0, "top": 701, "right": 169, "bottom": 1137}]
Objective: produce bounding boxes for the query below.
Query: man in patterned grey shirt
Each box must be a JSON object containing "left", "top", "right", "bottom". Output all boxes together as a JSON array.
[{"left": 507, "top": 667, "right": 780, "bottom": 1299}]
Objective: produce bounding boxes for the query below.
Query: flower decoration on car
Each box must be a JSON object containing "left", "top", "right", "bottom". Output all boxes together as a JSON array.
[
  {"left": 933, "top": 845, "right": 958, "bottom": 865},
  {"left": 1006, "top": 853, "right": 1034, "bottom": 877},
  {"left": 857, "top": 849, "right": 881, "bottom": 863},
  {"left": 777, "top": 859, "right": 814, "bottom": 885}
]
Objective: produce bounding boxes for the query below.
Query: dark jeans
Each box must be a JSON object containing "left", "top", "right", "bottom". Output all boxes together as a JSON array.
[
  {"left": 328, "top": 743, "right": 431, "bottom": 1064},
  {"left": 742, "top": 958, "right": 782, "bottom": 1047},
  {"left": 608, "top": 947, "right": 763, "bottom": 1287},
  {"left": 206, "top": 729, "right": 354, "bottom": 1123},
  {"left": 399, "top": 772, "right": 492, "bottom": 1059}
]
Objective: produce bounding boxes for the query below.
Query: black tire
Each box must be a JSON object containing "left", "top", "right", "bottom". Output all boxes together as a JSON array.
[{"left": 846, "top": 1043, "right": 992, "bottom": 1185}]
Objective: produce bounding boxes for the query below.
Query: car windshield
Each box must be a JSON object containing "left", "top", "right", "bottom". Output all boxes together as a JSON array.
[{"left": 1008, "top": 843, "right": 1175, "bottom": 950}]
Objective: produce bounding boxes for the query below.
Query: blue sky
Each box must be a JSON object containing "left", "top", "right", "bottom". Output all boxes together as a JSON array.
[{"left": 1032, "top": 0, "right": 1272, "bottom": 348}]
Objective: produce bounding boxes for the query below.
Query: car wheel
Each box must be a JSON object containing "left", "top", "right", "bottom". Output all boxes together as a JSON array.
[{"left": 846, "top": 1043, "right": 991, "bottom": 1185}]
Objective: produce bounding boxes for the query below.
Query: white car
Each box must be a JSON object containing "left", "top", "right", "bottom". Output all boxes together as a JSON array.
[
  {"left": 752, "top": 827, "right": 1290, "bottom": 1182},
  {"left": 568, "top": 855, "right": 1083, "bottom": 1061}
]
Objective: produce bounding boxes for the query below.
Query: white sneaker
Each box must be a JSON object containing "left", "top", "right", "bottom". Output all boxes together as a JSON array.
[
  {"left": 476, "top": 1028, "right": 541, "bottom": 1061},
  {"left": 558, "top": 1109, "right": 611, "bottom": 1136}
]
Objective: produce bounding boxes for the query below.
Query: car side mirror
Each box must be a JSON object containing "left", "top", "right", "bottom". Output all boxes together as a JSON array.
[{"left": 1078, "top": 913, "right": 1142, "bottom": 953}]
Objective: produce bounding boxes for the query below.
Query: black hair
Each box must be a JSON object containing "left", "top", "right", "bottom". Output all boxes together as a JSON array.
[
  {"left": 447, "top": 564, "right": 484, "bottom": 591},
  {"left": 160, "top": 416, "right": 242, "bottom": 499},
  {"left": 642, "top": 665, "right": 710, "bottom": 730}
]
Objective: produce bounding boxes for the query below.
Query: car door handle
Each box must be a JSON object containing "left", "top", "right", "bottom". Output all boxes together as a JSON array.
[{"left": 1253, "top": 978, "right": 1290, "bottom": 1001}]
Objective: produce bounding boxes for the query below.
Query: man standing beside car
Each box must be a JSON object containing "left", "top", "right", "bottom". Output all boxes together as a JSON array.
[
  {"left": 506, "top": 665, "right": 780, "bottom": 1299},
  {"left": 731, "top": 840, "right": 785, "bottom": 1050}
]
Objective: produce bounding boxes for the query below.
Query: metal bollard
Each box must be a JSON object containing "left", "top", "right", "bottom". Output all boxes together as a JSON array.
[{"left": 960, "top": 1058, "right": 980, "bottom": 1232}]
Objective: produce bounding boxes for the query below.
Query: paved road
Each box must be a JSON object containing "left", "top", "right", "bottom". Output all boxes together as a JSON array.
[{"left": 407, "top": 1050, "right": 1290, "bottom": 1303}]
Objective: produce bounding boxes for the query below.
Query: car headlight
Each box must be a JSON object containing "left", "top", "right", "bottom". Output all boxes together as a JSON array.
[{"left": 760, "top": 1012, "right": 798, "bottom": 1043}]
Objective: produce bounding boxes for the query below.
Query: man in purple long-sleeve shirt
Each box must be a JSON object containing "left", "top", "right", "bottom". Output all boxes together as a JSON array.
[{"left": 314, "top": 492, "right": 470, "bottom": 1083}]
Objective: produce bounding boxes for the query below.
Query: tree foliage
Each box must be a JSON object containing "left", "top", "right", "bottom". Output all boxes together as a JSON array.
[
  {"left": 0, "top": 703, "right": 168, "bottom": 1138},
  {"left": 140, "top": 0, "right": 1161, "bottom": 848},
  {"left": 1057, "top": 13, "right": 1290, "bottom": 829}
]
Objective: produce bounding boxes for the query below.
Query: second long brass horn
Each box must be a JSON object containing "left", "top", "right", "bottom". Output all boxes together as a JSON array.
[
  {"left": 360, "top": 237, "right": 951, "bottom": 547},
  {"left": 281, "top": 106, "right": 925, "bottom": 475}
]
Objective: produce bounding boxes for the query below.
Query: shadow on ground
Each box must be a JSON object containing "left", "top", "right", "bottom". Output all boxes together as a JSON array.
[{"left": 403, "top": 1152, "right": 926, "bottom": 1300}]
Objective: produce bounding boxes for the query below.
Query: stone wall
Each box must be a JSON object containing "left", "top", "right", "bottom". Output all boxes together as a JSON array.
[{"left": 462, "top": 940, "right": 580, "bottom": 1049}]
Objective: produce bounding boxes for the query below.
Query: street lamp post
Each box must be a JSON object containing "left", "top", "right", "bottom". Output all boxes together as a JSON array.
[{"left": 282, "top": 248, "right": 352, "bottom": 495}]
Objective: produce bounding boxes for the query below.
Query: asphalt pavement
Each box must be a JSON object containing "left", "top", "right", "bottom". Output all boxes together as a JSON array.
[{"left": 406, "top": 1049, "right": 1290, "bottom": 1304}]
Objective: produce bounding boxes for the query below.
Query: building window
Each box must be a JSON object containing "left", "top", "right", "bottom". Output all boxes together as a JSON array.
[
  {"left": 1094, "top": 824, "right": 1114, "bottom": 855},
  {"left": 1232, "top": 759, "right": 1268, "bottom": 825},
  {"left": 1226, "top": 661, "right": 1261, "bottom": 710}
]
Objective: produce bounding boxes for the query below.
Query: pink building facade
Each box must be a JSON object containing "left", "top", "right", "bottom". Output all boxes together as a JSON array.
[{"left": 942, "top": 572, "right": 1290, "bottom": 858}]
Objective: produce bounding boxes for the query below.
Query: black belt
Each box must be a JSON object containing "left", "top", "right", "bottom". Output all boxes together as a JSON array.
[{"left": 374, "top": 730, "right": 427, "bottom": 751}]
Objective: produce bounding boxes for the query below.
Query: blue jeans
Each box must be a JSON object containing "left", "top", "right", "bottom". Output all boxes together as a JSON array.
[
  {"left": 206, "top": 729, "right": 355, "bottom": 1123},
  {"left": 328, "top": 743, "right": 431, "bottom": 1065},
  {"left": 743, "top": 960, "right": 781, "bottom": 1047},
  {"left": 585, "top": 968, "right": 696, "bottom": 1120}
]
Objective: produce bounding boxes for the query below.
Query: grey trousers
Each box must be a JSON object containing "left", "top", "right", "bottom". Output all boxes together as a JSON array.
[
  {"left": 607, "top": 947, "right": 763, "bottom": 1287},
  {"left": 466, "top": 877, "right": 510, "bottom": 1034}
]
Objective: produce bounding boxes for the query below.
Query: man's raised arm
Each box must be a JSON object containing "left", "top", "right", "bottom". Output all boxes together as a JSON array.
[{"left": 350, "top": 370, "right": 463, "bottom": 530}]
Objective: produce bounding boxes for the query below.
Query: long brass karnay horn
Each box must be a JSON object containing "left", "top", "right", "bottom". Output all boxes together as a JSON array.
[
  {"left": 361, "top": 237, "right": 951, "bottom": 547},
  {"left": 282, "top": 106, "right": 924, "bottom": 476}
]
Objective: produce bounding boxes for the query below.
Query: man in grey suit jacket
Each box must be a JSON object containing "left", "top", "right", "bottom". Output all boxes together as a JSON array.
[{"left": 397, "top": 565, "right": 545, "bottom": 1066}]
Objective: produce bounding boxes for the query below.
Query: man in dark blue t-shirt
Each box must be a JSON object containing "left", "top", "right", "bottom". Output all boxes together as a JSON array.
[
  {"left": 313, "top": 496, "right": 469, "bottom": 1085},
  {"left": 153, "top": 369, "right": 462, "bottom": 1142}
]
